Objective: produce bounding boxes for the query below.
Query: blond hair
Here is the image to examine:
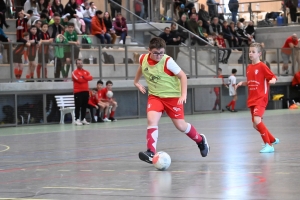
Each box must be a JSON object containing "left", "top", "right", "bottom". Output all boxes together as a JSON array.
[{"left": 249, "top": 42, "right": 263, "bottom": 53}]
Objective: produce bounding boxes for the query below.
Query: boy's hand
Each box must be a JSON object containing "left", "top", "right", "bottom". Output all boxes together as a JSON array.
[
  {"left": 134, "top": 82, "right": 146, "bottom": 94},
  {"left": 95, "top": 105, "right": 98, "bottom": 109},
  {"left": 235, "top": 82, "right": 243, "bottom": 90},
  {"left": 177, "top": 95, "right": 186, "bottom": 105},
  {"left": 269, "top": 78, "right": 276, "bottom": 84}
]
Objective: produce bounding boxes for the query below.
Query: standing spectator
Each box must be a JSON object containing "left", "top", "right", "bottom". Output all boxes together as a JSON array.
[
  {"left": 226, "top": 68, "right": 238, "bottom": 112},
  {"left": 51, "top": 0, "right": 64, "bottom": 17},
  {"left": 64, "top": 0, "right": 82, "bottom": 34},
  {"left": 88, "top": 2, "right": 97, "bottom": 18},
  {"left": 134, "top": 0, "right": 144, "bottom": 19},
  {"left": 187, "top": 13, "right": 200, "bottom": 45},
  {"left": 285, "top": 0, "right": 297, "bottom": 23},
  {"left": 48, "top": 13, "right": 64, "bottom": 79},
  {"left": 72, "top": 59, "right": 93, "bottom": 125},
  {"left": 177, "top": 14, "right": 189, "bottom": 43},
  {"left": 109, "top": 0, "right": 122, "bottom": 18},
  {"left": 228, "top": 0, "right": 239, "bottom": 23},
  {"left": 104, "top": 11, "right": 117, "bottom": 45},
  {"left": 198, "top": 4, "right": 210, "bottom": 33},
  {"left": 206, "top": 0, "right": 218, "bottom": 18},
  {"left": 281, "top": 34, "right": 299, "bottom": 75},
  {"left": 24, "top": 0, "right": 40, "bottom": 25},
  {"left": 113, "top": 12, "right": 128, "bottom": 45},
  {"left": 91, "top": 10, "right": 111, "bottom": 48},
  {"left": 26, "top": 25, "right": 40, "bottom": 80},
  {"left": 209, "top": 17, "right": 222, "bottom": 35},
  {"left": 16, "top": 10, "right": 29, "bottom": 41},
  {"left": 222, "top": 20, "right": 238, "bottom": 48},
  {"left": 0, "top": 0, "right": 9, "bottom": 28}
]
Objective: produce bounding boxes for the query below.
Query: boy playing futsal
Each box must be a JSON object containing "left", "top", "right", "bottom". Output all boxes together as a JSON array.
[
  {"left": 235, "top": 43, "right": 279, "bottom": 153},
  {"left": 226, "top": 68, "right": 238, "bottom": 112},
  {"left": 134, "top": 37, "right": 210, "bottom": 164}
]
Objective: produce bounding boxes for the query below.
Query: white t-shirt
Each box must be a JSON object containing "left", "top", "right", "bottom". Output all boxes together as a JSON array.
[
  {"left": 228, "top": 75, "right": 236, "bottom": 96},
  {"left": 139, "top": 54, "right": 181, "bottom": 75}
]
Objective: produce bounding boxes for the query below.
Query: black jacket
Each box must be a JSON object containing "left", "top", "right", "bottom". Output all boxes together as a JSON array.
[
  {"left": 64, "top": 1, "right": 77, "bottom": 18},
  {"left": 52, "top": 4, "right": 64, "bottom": 16},
  {"left": 104, "top": 18, "right": 113, "bottom": 31},
  {"left": 222, "top": 25, "right": 233, "bottom": 38},
  {"left": 177, "top": 19, "right": 190, "bottom": 32},
  {"left": 228, "top": 0, "right": 239, "bottom": 12},
  {"left": 198, "top": 9, "right": 210, "bottom": 23}
]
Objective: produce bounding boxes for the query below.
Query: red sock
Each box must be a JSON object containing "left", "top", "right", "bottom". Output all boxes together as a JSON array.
[
  {"left": 267, "top": 130, "right": 276, "bottom": 143},
  {"left": 256, "top": 122, "right": 271, "bottom": 145},
  {"left": 45, "top": 67, "right": 47, "bottom": 78},
  {"left": 185, "top": 123, "right": 203, "bottom": 144},
  {"left": 30, "top": 72, "right": 34, "bottom": 78},
  {"left": 26, "top": 74, "right": 31, "bottom": 79},
  {"left": 232, "top": 101, "right": 236, "bottom": 110},
  {"left": 103, "top": 114, "right": 107, "bottom": 119},
  {"left": 18, "top": 69, "right": 23, "bottom": 77},
  {"left": 227, "top": 101, "right": 233, "bottom": 108},
  {"left": 14, "top": 68, "right": 19, "bottom": 77},
  {"left": 36, "top": 64, "right": 42, "bottom": 78},
  {"left": 110, "top": 111, "right": 115, "bottom": 118},
  {"left": 147, "top": 126, "right": 158, "bottom": 153}
]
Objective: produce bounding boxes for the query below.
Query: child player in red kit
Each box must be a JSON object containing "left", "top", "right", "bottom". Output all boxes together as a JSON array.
[
  {"left": 134, "top": 37, "right": 209, "bottom": 164},
  {"left": 236, "top": 43, "right": 280, "bottom": 153}
]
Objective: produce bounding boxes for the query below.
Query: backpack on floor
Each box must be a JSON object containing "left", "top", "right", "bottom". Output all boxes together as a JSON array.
[
  {"left": 102, "top": 52, "right": 116, "bottom": 70},
  {"left": 81, "top": 35, "right": 92, "bottom": 49},
  {"left": 257, "top": 19, "right": 273, "bottom": 27}
]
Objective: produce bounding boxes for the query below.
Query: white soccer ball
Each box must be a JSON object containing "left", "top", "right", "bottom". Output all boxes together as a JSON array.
[
  {"left": 153, "top": 151, "right": 171, "bottom": 171},
  {"left": 106, "top": 91, "right": 113, "bottom": 98}
]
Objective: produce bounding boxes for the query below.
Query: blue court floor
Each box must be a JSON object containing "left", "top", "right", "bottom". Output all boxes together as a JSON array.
[{"left": 0, "top": 109, "right": 300, "bottom": 200}]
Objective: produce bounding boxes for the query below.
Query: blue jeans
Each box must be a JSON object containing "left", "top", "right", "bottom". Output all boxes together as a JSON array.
[
  {"left": 95, "top": 33, "right": 111, "bottom": 45},
  {"left": 83, "top": 17, "right": 91, "bottom": 31},
  {"left": 118, "top": 32, "right": 127, "bottom": 44},
  {"left": 231, "top": 11, "right": 237, "bottom": 23}
]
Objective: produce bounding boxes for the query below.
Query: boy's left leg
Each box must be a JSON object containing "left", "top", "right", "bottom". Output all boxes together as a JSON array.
[{"left": 109, "top": 100, "right": 117, "bottom": 122}]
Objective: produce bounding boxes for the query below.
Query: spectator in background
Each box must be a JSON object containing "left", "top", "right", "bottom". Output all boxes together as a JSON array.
[
  {"left": 72, "top": 59, "right": 93, "bottom": 126},
  {"left": 188, "top": 7, "right": 198, "bottom": 21},
  {"left": 169, "top": 22, "right": 181, "bottom": 60},
  {"left": 134, "top": 0, "right": 144, "bottom": 19},
  {"left": 206, "top": 0, "right": 218, "bottom": 18},
  {"left": 88, "top": 88, "right": 104, "bottom": 123},
  {"left": 34, "top": 19, "right": 42, "bottom": 35},
  {"left": 64, "top": 0, "right": 82, "bottom": 34},
  {"left": 209, "top": 17, "right": 222, "bottom": 35},
  {"left": 222, "top": 20, "right": 238, "bottom": 48},
  {"left": 245, "top": 20, "right": 255, "bottom": 40},
  {"left": 91, "top": 10, "right": 112, "bottom": 48},
  {"left": 82, "top": 2, "right": 91, "bottom": 33},
  {"left": 26, "top": 25, "right": 39, "bottom": 80},
  {"left": 81, "top": 0, "right": 89, "bottom": 9},
  {"left": 37, "top": 0, "right": 46, "bottom": 15},
  {"left": 16, "top": 10, "right": 29, "bottom": 40},
  {"left": 285, "top": 0, "right": 297, "bottom": 23},
  {"left": 198, "top": 4, "right": 210, "bottom": 33},
  {"left": 113, "top": 12, "right": 128, "bottom": 45},
  {"left": 24, "top": 0, "right": 40, "bottom": 24},
  {"left": 100, "top": 80, "right": 118, "bottom": 122},
  {"left": 88, "top": 2, "right": 97, "bottom": 18},
  {"left": 236, "top": 21, "right": 250, "bottom": 46},
  {"left": 75, "top": 4, "right": 86, "bottom": 34},
  {"left": 228, "top": 0, "right": 239, "bottom": 23},
  {"left": 0, "top": 0, "right": 9, "bottom": 28},
  {"left": 177, "top": 14, "right": 189, "bottom": 43},
  {"left": 104, "top": 12, "right": 117, "bottom": 45},
  {"left": 281, "top": 34, "right": 299, "bottom": 75},
  {"left": 187, "top": 13, "right": 200, "bottom": 45},
  {"left": 52, "top": 0, "right": 64, "bottom": 17},
  {"left": 0, "top": 27, "right": 11, "bottom": 64},
  {"left": 159, "top": 26, "right": 180, "bottom": 60},
  {"left": 109, "top": 0, "right": 122, "bottom": 18},
  {"left": 215, "top": 32, "right": 231, "bottom": 64},
  {"left": 196, "top": 20, "right": 208, "bottom": 45},
  {"left": 229, "top": 21, "right": 238, "bottom": 40}
]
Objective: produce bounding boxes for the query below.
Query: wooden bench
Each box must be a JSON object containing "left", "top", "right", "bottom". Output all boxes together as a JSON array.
[{"left": 55, "top": 95, "right": 76, "bottom": 124}]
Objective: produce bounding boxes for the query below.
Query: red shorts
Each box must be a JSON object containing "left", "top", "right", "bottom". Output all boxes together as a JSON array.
[
  {"left": 147, "top": 95, "right": 184, "bottom": 119},
  {"left": 250, "top": 106, "right": 265, "bottom": 122}
]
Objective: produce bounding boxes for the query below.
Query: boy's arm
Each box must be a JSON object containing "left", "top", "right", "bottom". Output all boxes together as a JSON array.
[
  {"left": 134, "top": 65, "right": 146, "bottom": 94},
  {"left": 176, "top": 70, "right": 187, "bottom": 104},
  {"left": 235, "top": 81, "right": 247, "bottom": 90}
]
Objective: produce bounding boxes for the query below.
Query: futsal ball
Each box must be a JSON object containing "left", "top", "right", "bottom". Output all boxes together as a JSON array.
[
  {"left": 153, "top": 151, "right": 171, "bottom": 171},
  {"left": 106, "top": 91, "right": 113, "bottom": 98}
]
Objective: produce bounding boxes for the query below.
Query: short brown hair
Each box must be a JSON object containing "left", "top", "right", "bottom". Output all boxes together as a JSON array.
[
  {"left": 250, "top": 42, "right": 263, "bottom": 53},
  {"left": 149, "top": 37, "right": 166, "bottom": 50},
  {"left": 23, "top": 32, "right": 29, "bottom": 37}
]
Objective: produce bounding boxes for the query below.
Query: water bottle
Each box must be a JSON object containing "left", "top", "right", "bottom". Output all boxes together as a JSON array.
[
  {"left": 89, "top": 55, "right": 93, "bottom": 64},
  {"left": 0, "top": 53, "right": 3, "bottom": 64}
]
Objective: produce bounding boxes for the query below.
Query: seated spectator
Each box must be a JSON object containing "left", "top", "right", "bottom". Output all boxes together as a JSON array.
[
  {"left": 281, "top": 34, "right": 299, "bottom": 75},
  {"left": 245, "top": 20, "right": 255, "bottom": 41},
  {"left": 24, "top": 0, "right": 40, "bottom": 25},
  {"left": 215, "top": 32, "right": 231, "bottom": 64},
  {"left": 187, "top": 13, "right": 198, "bottom": 45},
  {"left": 88, "top": 2, "right": 97, "bottom": 18},
  {"left": 82, "top": 2, "right": 91, "bottom": 33},
  {"left": 222, "top": 20, "right": 238, "bottom": 48},
  {"left": 91, "top": 10, "right": 111, "bottom": 49},
  {"left": 104, "top": 11, "right": 117, "bottom": 45},
  {"left": 229, "top": 21, "right": 238, "bottom": 41},
  {"left": 236, "top": 21, "right": 250, "bottom": 46},
  {"left": 198, "top": 4, "right": 210, "bottom": 33},
  {"left": 75, "top": 4, "right": 86, "bottom": 34},
  {"left": 159, "top": 26, "right": 180, "bottom": 59},
  {"left": 88, "top": 88, "right": 110, "bottom": 123},
  {"left": 177, "top": 14, "right": 189, "bottom": 42},
  {"left": 209, "top": 17, "right": 222, "bottom": 35},
  {"left": 100, "top": 80, "right": 118, "bottom": 122},
  {"left": 51, "top": 0, "right": 64, "bottom": 17},
  {"left": 37, "top": 0, "right": 46, "bottom": 15},
  {"left": 196, "top": 20, "right": 208, "bottom": 46},
  {"left": 33, "top": 19, "right": 42, "bottom": 35},
  {"left": 188, "top": 7, "right": 198, "bottom": 20},
  {"left": 64, "top": 0, "right": 82, "bottom": 34},
  {"left": 113, "top": 12, "right": 128, "bottom": 45},
  {"left": 81, "top": 0, "right": 89, "bottom": 10}
]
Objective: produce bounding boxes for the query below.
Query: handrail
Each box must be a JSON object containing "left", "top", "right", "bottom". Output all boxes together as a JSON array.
[{"left": 206, "top": 0, "right": 282, "bottom": 6}]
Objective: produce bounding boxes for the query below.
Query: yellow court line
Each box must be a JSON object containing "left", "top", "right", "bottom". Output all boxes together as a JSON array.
[
  {"left": 43, "top": 186, "right": 134, "bottom": 191},
  {"left": 0, "top": 144, "right": 10, "bottom": 153}
]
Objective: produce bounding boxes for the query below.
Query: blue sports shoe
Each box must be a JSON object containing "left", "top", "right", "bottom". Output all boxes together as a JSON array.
[
  {"left": 260, "top": 143, "right": 274, "bottom": 153},
  {"left": 272, "top": 138, "right": 280, "bottom": 145}
]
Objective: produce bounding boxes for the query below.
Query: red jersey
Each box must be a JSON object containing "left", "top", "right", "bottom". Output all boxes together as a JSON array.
[
  {"left": 100, "top": 87, "right": 109, "bottom": 100},
  {"left": 72, "top": 68, "right": 93, "bottom": 93},
  {"left": 216, "top": 37, "right": 226, "bottom": 48},
  {"left": 281, "top": 36, "right": 298, "bottom": 55},
  {"left": 38, "top": 31, "right": 50, "bottom": 54},
  {"left": 291, "top": 71, "right": 300, "bottom": 86},
  {"left": 97, "top": 90, "right": 103, "bottom": 101},
  {"left": 88, "top": 93, "right": 98, "bottom": 107},
  {"left": 214, "top": 75, "right": 224, "bottom": 93},
  {"left": 28, "top": 33, "right": 39, "bottom": 56},
  {"left": 16, "top": 18, "right": 28, "bottom": 40},
  {"left": 13, "top": 39, "right": 28, "bottom": 55},
  {"left": 246, "top": 62, "right": 277, "bottom": 108}
]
